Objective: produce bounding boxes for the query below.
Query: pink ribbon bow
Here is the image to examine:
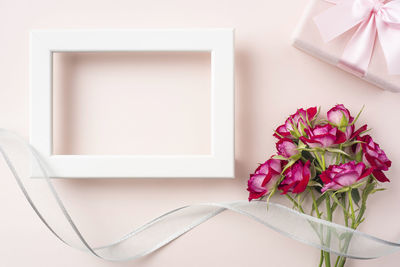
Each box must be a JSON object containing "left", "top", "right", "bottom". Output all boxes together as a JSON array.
[{"left": 314, "top": 0, "right": 400, "bottom": 76}]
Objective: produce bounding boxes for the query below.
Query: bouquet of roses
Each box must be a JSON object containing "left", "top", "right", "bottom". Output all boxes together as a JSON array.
[{"left": 247, "top": 105, "right": 391, "bottom": 267}]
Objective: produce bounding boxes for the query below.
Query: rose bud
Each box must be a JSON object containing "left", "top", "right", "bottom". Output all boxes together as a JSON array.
[
  {"left": 279, "top": 161, "right": 311, "bottom": 194},
  {"left": 356, "top": 135, "right": 391, "bottom": 182},
  {"left": 300, "top": 124, "right": 346, "bottom": 148},
  {"left": 276, "top": 138, "right": 299, "bottom": 158},
  {"left": 328, "top": 104, "right": 368, "bottom": 142},
  {"left": 327, "top": 104, "right": 352, "bottom": 127},
  {"left": 274, "top": 107, "right": 318, "bottom": 139},
  {"left": 247, "top": 158, "right": 283, "bottom": 201},
  {"left": 320, "top": 161, "right": 373, "bottom": 192}
]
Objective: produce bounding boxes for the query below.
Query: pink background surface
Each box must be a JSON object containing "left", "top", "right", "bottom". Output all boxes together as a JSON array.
[
  {"left": 52, "top": 51, "right": 212, "bottom": 155},
  {"left": 1, "top": 0, "right": 400, "bottom": 266}
]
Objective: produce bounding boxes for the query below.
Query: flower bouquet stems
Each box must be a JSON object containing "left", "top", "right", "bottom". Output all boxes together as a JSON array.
[{"left": 247, "top": 105, "right": 391, "bottom": 267}]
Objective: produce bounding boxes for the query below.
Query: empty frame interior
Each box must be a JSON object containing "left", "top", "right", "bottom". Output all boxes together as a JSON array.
[{"left": 52, "top": 51, "right": 211, "bottom": 156}]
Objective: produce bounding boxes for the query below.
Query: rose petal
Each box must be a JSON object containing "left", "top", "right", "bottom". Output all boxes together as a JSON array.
[
  {"left": 372, "top": 170, "right": 390, "bottom": 183},
  {"left": 306, "top": 107, "right": 318, "bottom": 120},
  {"left": 333, "top": 171, "right": 359, "bottom": 187},
  {"left": 350, "top": 124, "right": 367, "bottom": 140}
]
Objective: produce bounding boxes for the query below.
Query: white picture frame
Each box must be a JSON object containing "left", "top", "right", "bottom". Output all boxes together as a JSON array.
[{"left": 30, "top": 29, "right": 235, "bottom": 178}]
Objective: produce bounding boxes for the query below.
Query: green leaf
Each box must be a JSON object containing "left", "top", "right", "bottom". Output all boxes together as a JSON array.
[
  {"left": 342, "top": 140, "right": 364, "bottom": 147},
  {"left": 290, "top": 121, "right": 301, "bottom": 137},
  {"left": 308, "top": 180, "right": 322, "bottom": 187},
  {"left": 370, "top": 188, "right": 386, "bottom": 194},
  {"left": 297, "top": 147, "right": 314, "bottom": 152},
  {"left": 339, "top": 110, "right": 349, "bottom": 127},
  {"left": 331, "top": 201, "right": 338, "bottom": 213},
  {"left": 351, "top": 180, "right": 367, "bottom": 189},
  {"left": 326, "top": 148, "right": 350, "bottom": 157},
  {"left": 349, "top": 105, "right": 365, "bottom": 126},
  {"left": 300, "top": 148, "right": 313, "bottom": 157},
  {"left": 311, "top": 193, "right": 326, "bottom": 215},
  {"left": 354, "top": 218, "right": 365, "bottom": 228},
  {"left": 281, "top": 159, "right": 297, "bottom": 174},
  {"left": 274, "top": 130, "right": 284, "bottom": 139},
  {"left": 306, "top": 112, "right": 312, "bottom": 127},
  {"left": 266, "top": 187, "right": 277, "bottom": 206},
  {"left": 355, "top": 150, "right": 362, "bottom": 163},
  {"left": 364, "top": 182, "right": 375, "bottom": 195},
  {"left": 309, "top": 163, "right": 317, "bottom": 180},
  {"left": 289, "top": 153, "right": 301, "bottom": 161},
  {"left": 273, "top": 155, "right": 288, "bottom": 161},
  {"left": 331, "top": 187, "right": 350, "bottom": 197},
  {"left": 330, "top": 194, "right": 346, "bottom": 213},
  {"left": 358, "top": 128, "right": 372, "bottom": 136},
  {"left": 351, "top": 188, "right": 361, "bottom": 207},
  {"left": 289, "top": 130, "right": 298, "bottom": 138},
  {"left": 316, "top": 119, "right": 329, "bottom": 125},
  {"left": 314, "top": 106, "right": 321, "bottom": 122},
  {"left": 298, "top": 140, "right": 306, "bottom": 149},
  {"left": 299, "top": 122, "right": 307, "bottom": 136},
  {"left": 338, "top": 126, "right": 347, "bottom": 133}
]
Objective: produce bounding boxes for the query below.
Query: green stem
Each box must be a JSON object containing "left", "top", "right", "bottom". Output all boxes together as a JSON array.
[
  {"left": 341, "top": 193, "right": 348, "bottom": 227},
  {"left": 348, "top": 191, "right": 356, "bottom": 227},
  {"left": 313, "top": 151, "right": 324, "bottom": 169},
  {"left": 319, "top": 250, "right": 324, "bottom": 267},
  {"left": 335, "top": 194, "right": 348, "bottom": 267},
  {"left": 334, "top": 255, "right": 341, "bottom": 267},
  {"left": 356, "top": 176, "right": 372, "bottom": 225},
  {"left": 285, "top": 194, "right": 305, "bottom": 213},
  {"left": 318, "top": 150, "right": 332, "bottom": 267},
  {"left": 287, "top": 192, "right": 327, "bottom": 267},
  {"left": 309, "top": 188, "right": 321, "bottom": 218},
  {"left": 337, "top": 258, "right": 346, "bottom": 267},
  {"left": 321, "top": 151, "right": 326, "bottom": 171},
  {"left": 335, "top": 145, "right": 342, "bottom": 165},
  {"left": 310, "top": 188, "right": 325, "bottom": 267},
  {"left": 324, "top": 197, "right": 332, "bottom": 267},
  {"left": 338, "top": 181, "right": 372, "bottom": 267}
]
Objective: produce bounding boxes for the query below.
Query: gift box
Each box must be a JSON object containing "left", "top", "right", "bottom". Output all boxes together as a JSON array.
[{"left": 292, "top": 0, "right": 400, "bottom": 92}]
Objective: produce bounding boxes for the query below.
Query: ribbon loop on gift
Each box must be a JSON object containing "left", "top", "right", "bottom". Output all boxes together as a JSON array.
[{"left": 314, "top": 0, "right": 400, "bottom": 76}]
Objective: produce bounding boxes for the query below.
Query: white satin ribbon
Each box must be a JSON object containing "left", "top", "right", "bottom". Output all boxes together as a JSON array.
[{"left": 1, "top": 128, "right": 400, "bottom": 261}]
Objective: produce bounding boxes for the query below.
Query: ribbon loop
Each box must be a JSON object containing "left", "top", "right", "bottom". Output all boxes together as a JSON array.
[
  {"left": 373, "top": 1, "right": 384, "bottom": 13},
  {"left": 380, "top": 1, "right": 400, "bottom": 25}
]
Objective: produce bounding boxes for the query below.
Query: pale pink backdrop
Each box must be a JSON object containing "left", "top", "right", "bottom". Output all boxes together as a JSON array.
[
  {"left": 1, "top": 0, "right": 400, "bottom": 266},
  {"left": 52, "top": 51, "right": 212, "bottom": 155}
]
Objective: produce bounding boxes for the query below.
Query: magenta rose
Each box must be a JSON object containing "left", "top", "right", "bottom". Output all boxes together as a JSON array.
[
  {"left": 356, "top": 135, "right": 391, "bottom": 182},
  {"left": 274, "top": 107, "right": 318, "bottom": 139},
  {"left": 247, "top": 158, "right": 283, "bottom": 201},
  {"left": 276, "top": 138, "right": 299, "bottom": 158},
  {"left": 279, "top": 161, "right": 311, "bottom": 194},
  {"left": 327, "top": 104, "right": 352, "bottom": 127},
  {"left": 320, "top": 161, "right": 373, "bottom": 192},
  {"left": 300, "top": 124, "right": 346, "bottom": 148}
]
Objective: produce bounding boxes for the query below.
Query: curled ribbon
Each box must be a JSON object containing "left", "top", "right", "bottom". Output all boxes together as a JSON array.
[
  {"left": 1, "top": 128, "right": 400, "bottom": 261},
  {"left": 314, "top": 0, "right": 400, "bottom": 76}
]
